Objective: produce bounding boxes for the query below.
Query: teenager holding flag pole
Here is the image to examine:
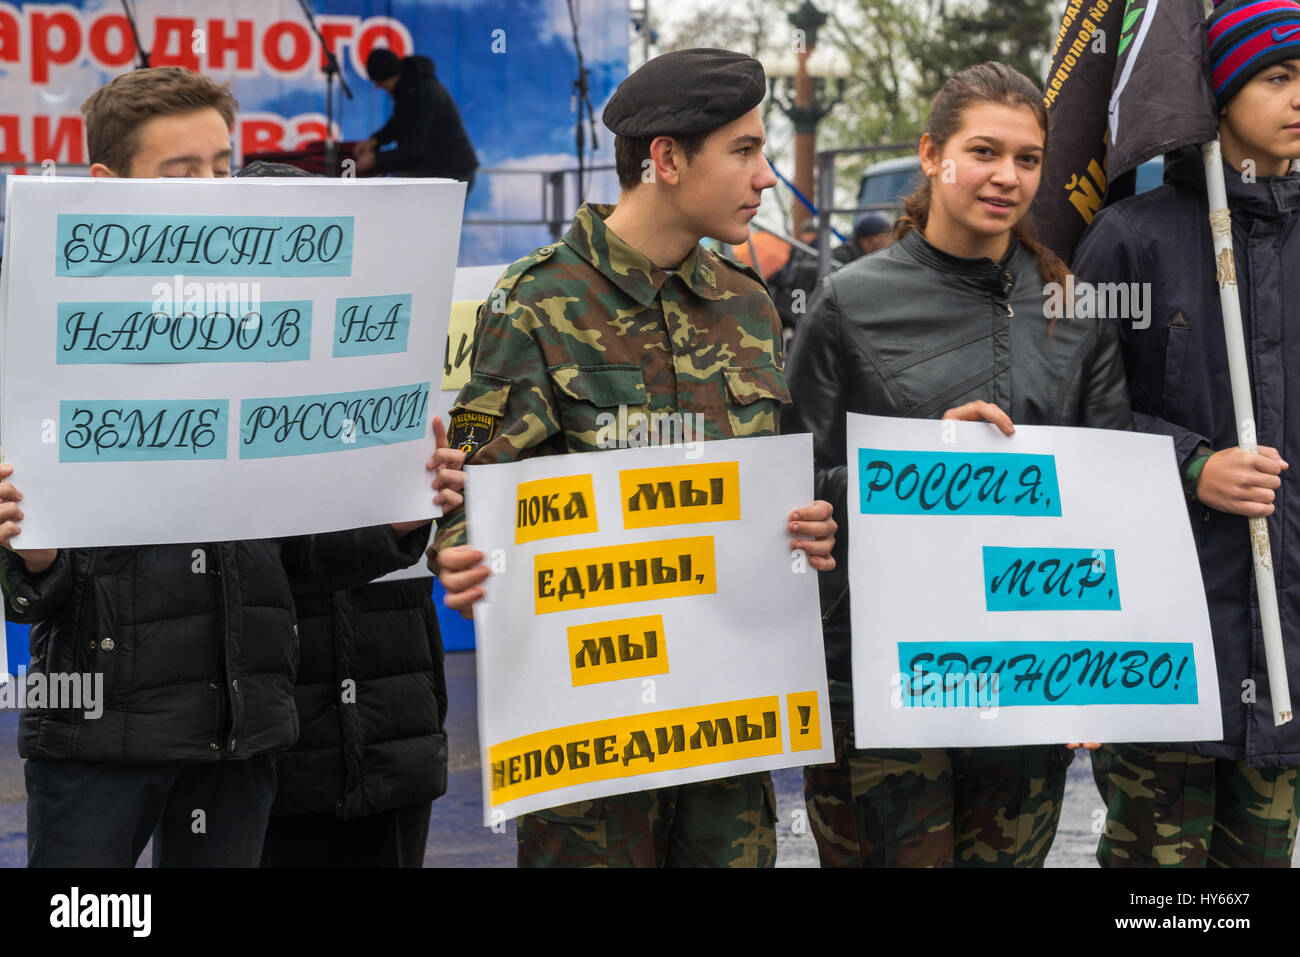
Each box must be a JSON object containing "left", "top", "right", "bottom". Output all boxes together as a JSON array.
[
  {"left": 1072, "top": 0, "right": 1300, "bottom": 866},
  {"left": 1200, "top": 134, "right": 1293, "bottom": 729}
]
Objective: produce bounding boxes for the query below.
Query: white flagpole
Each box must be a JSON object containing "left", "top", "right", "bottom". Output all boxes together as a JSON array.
[{"left": 1202, "top": 137, "right": 1293, "bottom": 726}]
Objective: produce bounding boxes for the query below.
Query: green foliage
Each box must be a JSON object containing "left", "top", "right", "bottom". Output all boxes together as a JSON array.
[
  {"left": 820, "top": 0, "right": 1055, "bottom": 150},
  {"left": 655, "top": 0, "right": 1059, "bottom": 216},
  {"left": 657, "top": 0, "right": 799, "bottom": 59}
]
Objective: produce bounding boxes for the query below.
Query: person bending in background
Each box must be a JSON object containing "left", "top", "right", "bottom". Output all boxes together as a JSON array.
[{"left": 355, "top": 47, "right": 479, "bottom": 196}]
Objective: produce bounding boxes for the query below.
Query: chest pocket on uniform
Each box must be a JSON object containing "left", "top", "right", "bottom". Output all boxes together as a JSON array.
[
  {"left": 549, "top": 364, "right": 648, "bottom": 451},
  {"left": 723, "top": 362, "right": 791, "bottom": 437}
]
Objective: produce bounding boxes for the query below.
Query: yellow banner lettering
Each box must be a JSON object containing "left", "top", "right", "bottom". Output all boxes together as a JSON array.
[{"left": 620, "top": 461, "right": 741, "bottom": 529}]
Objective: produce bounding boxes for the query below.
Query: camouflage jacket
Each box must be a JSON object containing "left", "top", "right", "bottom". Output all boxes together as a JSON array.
[{"left": 434, "top": 202, "right": 789, "bottom": 553}]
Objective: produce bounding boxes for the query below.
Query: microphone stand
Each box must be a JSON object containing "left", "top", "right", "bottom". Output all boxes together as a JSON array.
[
  {"left": 296, "top": 0, "right": 353, "bottom": 176},
  {"left": 566, "top": 0, "right": 599, "bottom": 204},
  {"left": 120, "top": 0, "right": 150, "bottom": 69}
]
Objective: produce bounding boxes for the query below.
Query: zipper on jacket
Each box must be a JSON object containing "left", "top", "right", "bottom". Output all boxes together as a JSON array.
[
  {"left": 823, "top": 581, "right": 850, "bottom": 623},
  {"left": 66, "top": 551, "right": 100, "bottom": 688},
  {"left": 214, "top": 546, "right": 236, "bottom": 754}
]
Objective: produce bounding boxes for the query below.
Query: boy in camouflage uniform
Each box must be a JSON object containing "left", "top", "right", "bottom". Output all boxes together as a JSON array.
[{"left": 430, "top": 48, "right": 837, "bottom": 867}]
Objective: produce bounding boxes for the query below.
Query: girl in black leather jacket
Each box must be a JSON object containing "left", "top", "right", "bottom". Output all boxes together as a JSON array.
[{"left": 786, "top": 61, "right": 1132, "bottom": 868}]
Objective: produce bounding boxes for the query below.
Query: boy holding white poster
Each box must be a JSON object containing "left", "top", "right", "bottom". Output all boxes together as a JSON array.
[
  {"left": 432, "top": 49, "right": 836, "bottom": 867},
  {"left": 0, "top": 68, "right": 435, "bottom": 867}
]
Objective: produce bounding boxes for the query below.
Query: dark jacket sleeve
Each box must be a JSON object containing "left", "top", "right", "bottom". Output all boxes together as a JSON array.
[
  {"left": 0, "top": 548, "right": 72, "bottom": 623},
  {"left": 282, "top": 523, "right": 431, "bottom": 593},
  {"left": 371, "top": 110, "right": 400, "bottom": 146},
  {"left": 1079, "top": 315, "right": 1135, "bottom": 430},
  {"left": 1073, "top": 205, "right": 1209, "bottom": 465},
  {"left": 784, "top": 276, "right": 850, "bottom": 608},
  {"left": 374, "top": 78, "right": 441, "bottom": 174}
]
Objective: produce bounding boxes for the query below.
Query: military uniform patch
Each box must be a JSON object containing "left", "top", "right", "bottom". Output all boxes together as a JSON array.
[{"left": 449, "top": 410, "right": 498, "bottom": 456}]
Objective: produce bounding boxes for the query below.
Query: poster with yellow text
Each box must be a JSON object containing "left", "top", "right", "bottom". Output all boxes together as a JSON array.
[{"left": 466, "top": 433, "right": 832, "bottom": 824}]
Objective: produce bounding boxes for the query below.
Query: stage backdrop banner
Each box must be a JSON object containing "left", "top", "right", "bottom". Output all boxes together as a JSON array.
[
  {"left": 847, "top": 413, "right": 1222, "bottom": 748},
  {"left": 0, "top": 175, "right": 463, "bottom": 548},
  {"left": 467, "top": 433, "right": 832, "bottom": 824},
  {"left": 0, "top": 0, "right": 630, "bottom": 268}
]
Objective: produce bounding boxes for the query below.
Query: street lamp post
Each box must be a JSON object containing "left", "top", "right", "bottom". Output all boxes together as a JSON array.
[{"left": 766, "top": 0, "right": 845, "bottom": 235}]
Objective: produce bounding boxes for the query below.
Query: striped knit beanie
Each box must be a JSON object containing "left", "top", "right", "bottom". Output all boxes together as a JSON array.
[{"left": 1208, "top": 0, "right": 1300, "bottom": 107}]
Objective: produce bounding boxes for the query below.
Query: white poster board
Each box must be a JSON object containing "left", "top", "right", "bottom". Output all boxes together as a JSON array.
[
  {"left": 0, "top": 175, "right": 464, "bottom": 548},
  {"left": 468, "top": 434, "right": 832, "bottom": 823},
  {"left": 439, "top": 263, "right": 509, "bottom": 420},
  {"left": 378, "top": 262, "right": 509, "bottom": 584},
  {"left": 847, "top": 413, "right": 1222, "bottom": 748}
]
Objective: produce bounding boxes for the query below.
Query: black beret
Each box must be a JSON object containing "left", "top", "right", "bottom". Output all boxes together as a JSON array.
[{"left": 602, "top": 48, "right": 766, "bottom": 137}]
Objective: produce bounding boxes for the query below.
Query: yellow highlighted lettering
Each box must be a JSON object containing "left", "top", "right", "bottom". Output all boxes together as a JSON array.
[
  {"left": 620, "top": 461, "right": 741, "bottom": 529},
  {"left": 440, "top": 300, "right": 480, "bottom": 391},
  {"left": 786, "top": 691, "right": 824, "bottom": 753},
  {"left": 488, "top": 696, "right": 783, "bottom": 804},
  {"left": 515, "top": 473, "right": 599, "bottom": 544},
  {"left": 567, "top": 615, "right": 668, "bottom": 686},
  {"left": 534, "top": 536, "right": 716, "bottom": 614}
]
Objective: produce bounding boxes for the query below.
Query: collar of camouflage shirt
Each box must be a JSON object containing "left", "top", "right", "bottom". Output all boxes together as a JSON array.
[{"left": 564, "top": 202, "right": 723, "bottom": 307}]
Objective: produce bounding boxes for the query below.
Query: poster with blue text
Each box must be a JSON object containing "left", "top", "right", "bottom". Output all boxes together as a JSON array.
[
  {"left": 0, "top": 175, "right": 462, "bottom": 547},
  {"left": 847, "top": 413, "right": 1223, "bottom": 747}
]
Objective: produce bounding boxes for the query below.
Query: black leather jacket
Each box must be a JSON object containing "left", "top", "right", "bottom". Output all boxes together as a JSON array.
[{"left": 785, "top": 228, "right": 1133, "bottom": 682}]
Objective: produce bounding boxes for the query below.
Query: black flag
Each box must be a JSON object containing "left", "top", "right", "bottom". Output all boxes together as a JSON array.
[{"left": 1032, "top": 0, "right": 1219, "bottom": 263}]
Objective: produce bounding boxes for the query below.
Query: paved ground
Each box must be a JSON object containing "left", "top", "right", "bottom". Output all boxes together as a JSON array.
[{"left": 1, "top": 652, "right": 1295, "bottom": 867}]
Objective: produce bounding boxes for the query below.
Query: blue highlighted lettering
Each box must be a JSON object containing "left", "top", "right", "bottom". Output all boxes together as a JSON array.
[
  {"left": 239, "top": 382, "right": 430, "bottom": 459},
  {"left": 56, "top": 301, "right": 311, "bottom": 363},
  {"left": 984, "top": 546, "right": 1121, "bottom": 611},
  {"left": 60, "top": 400, "right": 228, "bottom": 462},
  {"left": 333, "top": 294, "right": 412, "bottom": 357},
  {"left": 858, "top": 448, "right": 1062, "bottom": 516},
  {"left": 57, "top": 215, "right": 353, "bottom": 277},
  {"left": 897, "top": 641, "right": 1197, "bottom": 707}
]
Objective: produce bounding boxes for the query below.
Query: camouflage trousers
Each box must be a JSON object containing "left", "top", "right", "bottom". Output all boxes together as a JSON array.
[
  {"left": 1091, "top": 743, "right": 1300, "bottom": 867},
  {"left": 516, "top": 772, "right": 777, "bottom": 867},
  {"left": 803, "top": 682, "right": 1072, "bottom": 867}
]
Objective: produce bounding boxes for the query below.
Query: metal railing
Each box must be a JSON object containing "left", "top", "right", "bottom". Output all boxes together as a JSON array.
[
  {"left": 0, "top": 162, "right": 616, "bottom": 250},
  {"left": 460, "top": 164, "right": 617, "bottom": 241},
  {"left": 3, "top": 149, "right": 919, "bottom": 270},
  {"left": 813, "top": 141, "right": 918, "bottom": 277}
]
